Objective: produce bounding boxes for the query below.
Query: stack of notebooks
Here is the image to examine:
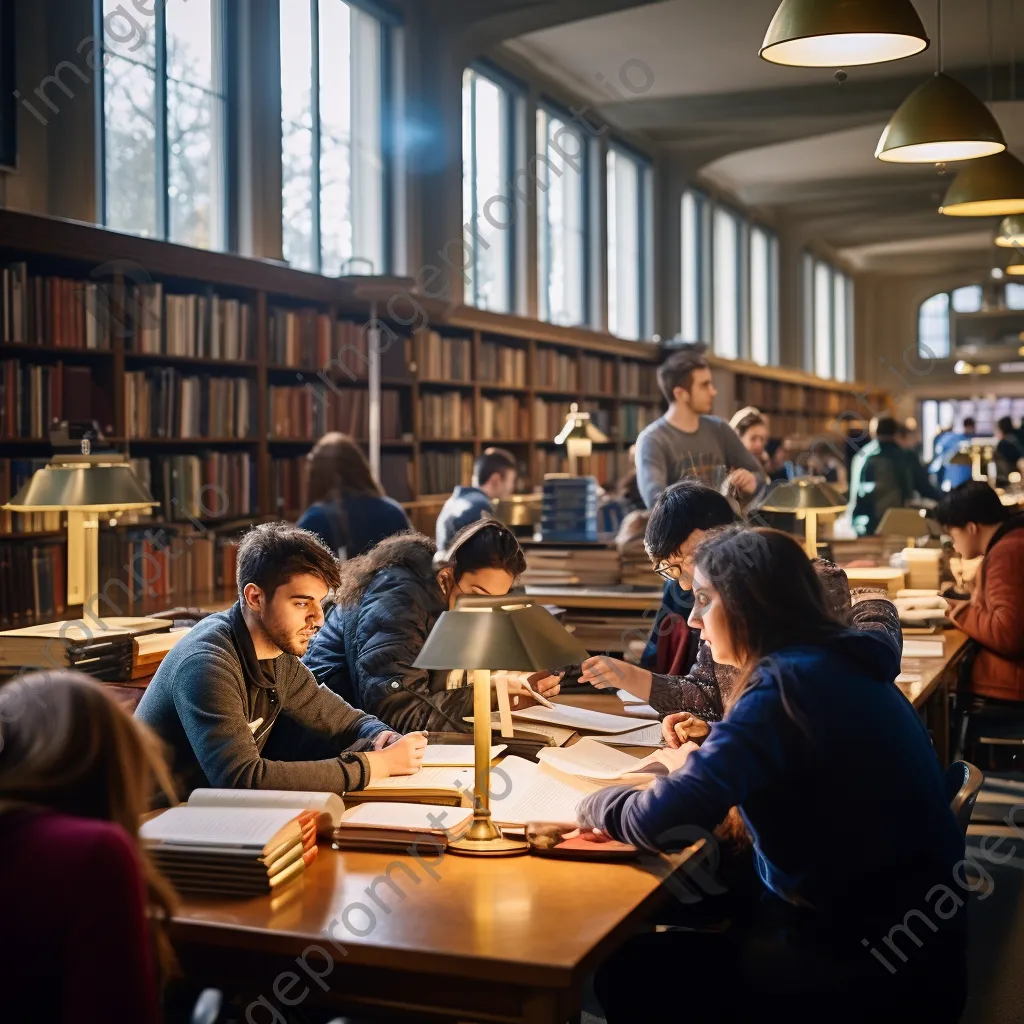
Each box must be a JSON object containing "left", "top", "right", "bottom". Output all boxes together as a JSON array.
[
  {"left": 0, "top": 617, "right": 170, "bottom": 681},
  {"left": 332, "top": 803, "right": 475, "bottom": 852},
  {"left": 563, "top": 612, "right": 656, "bottom": 655},
  {"left": 520, "top": 545, "right": 621, "bottom": 586},
  {"left": 130, "top": 628, "right": 190, "bottom": 685},
  {"left": 140, "top": 789, "right": 343, "bottom": 897},
  {"left": 540, "top": 477, "right": 600, "bottom": 543},
  {"left": 618, "top": 535, "right": 655, "bottom": 587}
]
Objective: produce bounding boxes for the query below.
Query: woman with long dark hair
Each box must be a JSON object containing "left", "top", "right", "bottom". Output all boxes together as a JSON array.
[
  {"left": 297, "top": 432, "right": 410, "bottom": 558},
  {"left": 303, "top": 520, "right": 561, "bottom": 732},
  {"left": 0, "top": 670, "right": 178, "bottom": 1024},
  {"left": 582, "top": 528, "right": 967, "bottom": 1024}
]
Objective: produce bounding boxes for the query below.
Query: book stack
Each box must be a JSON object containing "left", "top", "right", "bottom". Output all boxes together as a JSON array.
[
  {"left": 0, "top": 361, "right": 101, "bottom": 438},
  {"left": 140, "top": 789, "right": 343, "bottom": 897},
  {"left": 0, "top": 617, "right": 170, "bottom": 681},
  {"left": 1, "top": 263, "right": 113, "bottom": 349},
  {"left": 332, "top": 803, "right": 474, "bottom": 852},
  {"left": 479, "top": 395, "right": 527, "bottom": 440},
  {"left": 0, "top": 538, "right": 67, "bottom": 628},
  {"left": 418, "top": 391, "right": 473, "bottom": 439},
  {"left": 535, "top": 346, "right": 578, "bottom": 391},
  {"left": 540, "top": 476, "right": 600, "bottom": 542},
  {"left": 619, "top": 534, "right": 655, "bottom": 587},
  {"left": 521, "top": 545, "right": 621, "bottom": 586},
  {"left": 415, "top": 331, "right": 472, "bottom": 381},
  {"left": 125, "top": 369, "right": 252, "bottom": 439},
  {"left": 580, "top": 355, "right": 615, "bottom": 395},
  {"left": 419, "top": 450, "right": 473, "bottom": 495},
  {"left": 561, "top": 612, "right": 655, "bottom": 655},
  {"left": 107, "top": 628, "right": 190, "bottom": 703},
  {"left": 133, "top": 453, "right": 255, "bottom": 520},
  {"left": 478, "top": 342, "right": 526, "bottom": 386}
]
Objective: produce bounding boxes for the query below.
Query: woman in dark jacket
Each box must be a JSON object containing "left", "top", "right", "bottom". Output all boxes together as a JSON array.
[
  {"left": 297, "top": 432, "right": 410, "bottom": 558},
  {"left": 303, "top": 521, "right": 560, "bottom": 732},
  {"left": 583, "top": 527, "right": 967, "bottom": 1024}
]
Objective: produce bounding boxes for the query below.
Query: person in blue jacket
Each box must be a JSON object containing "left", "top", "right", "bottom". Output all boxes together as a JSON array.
[{"left": 581, "top": 526, "right": 968, "bottom": 1024}]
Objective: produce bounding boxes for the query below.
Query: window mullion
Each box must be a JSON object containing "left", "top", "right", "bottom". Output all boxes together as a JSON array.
[
  {"left": 156, "top": 5, "right": 169, "bottom": 239},
  {"left": 311, "top": 0, "right": 322, "bottom": 274}
]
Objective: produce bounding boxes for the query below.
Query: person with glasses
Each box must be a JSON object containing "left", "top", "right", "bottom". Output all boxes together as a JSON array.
[
  {"left": 580, "top": 481, "right": 890, "bottom": 740},
  {"left": 302, "top": 520, "right": 562, "bottom": 733}
]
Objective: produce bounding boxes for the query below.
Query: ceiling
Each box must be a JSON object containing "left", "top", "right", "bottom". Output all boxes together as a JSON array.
[{"left": 499, "top": 0, "right": 1024, "bottom": 277}]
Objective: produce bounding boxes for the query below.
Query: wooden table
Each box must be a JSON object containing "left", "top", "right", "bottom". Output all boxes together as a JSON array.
[
  {"left": 898, "top": 629, "right": 969, "bottom": 764},
  {"left": 170, "top": 833, "right": 699, "bottom": 1023}
]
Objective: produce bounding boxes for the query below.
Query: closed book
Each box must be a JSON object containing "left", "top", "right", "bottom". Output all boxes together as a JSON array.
[{"left": 332, "top": 802, "right": 474, "bottom": 851}]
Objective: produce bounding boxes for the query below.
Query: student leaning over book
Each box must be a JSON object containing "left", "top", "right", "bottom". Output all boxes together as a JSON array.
[
  {"left": 580, "top": 528, "right": 966, "bottom": 1024},
  {"left": 0, "top": 670, "right": 177, "bottom": 1024},
  {"left": 136, "top": 522, "right": 426, "bottom": 798}
]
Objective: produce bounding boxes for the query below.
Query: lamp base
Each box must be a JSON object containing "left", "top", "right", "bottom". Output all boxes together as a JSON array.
[{"left": 447, "top": 833, "right": 529, "bottom": 857}]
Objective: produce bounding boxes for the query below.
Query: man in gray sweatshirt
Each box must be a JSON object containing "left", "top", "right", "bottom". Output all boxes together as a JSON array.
[
  {"left": 636, "top": 344, "right": 765, "bottom": 508},
  {"left": 136, "top": 522, "right": 426, "bottom": 797}
]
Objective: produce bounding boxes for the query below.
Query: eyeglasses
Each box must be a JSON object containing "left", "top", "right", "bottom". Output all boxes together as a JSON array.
[{"left": 653, "top": 560, "right": 687, "bottom": 582}]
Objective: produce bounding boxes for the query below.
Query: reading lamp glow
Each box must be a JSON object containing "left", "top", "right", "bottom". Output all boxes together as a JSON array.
[
  {"left": 760, "top": 0, "right": 929, "bottom": 67},
  {"left": 554, "top": 403, "right": 608, "bottom": 476},
  {"left": 413, "top": 595, "right": 588, "bottom": 857}
]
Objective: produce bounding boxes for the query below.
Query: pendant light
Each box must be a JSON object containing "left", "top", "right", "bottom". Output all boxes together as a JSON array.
[
  {"left": 760, "top": 0, "right": 929, "bottom": 67},
  {"left": 995, "top": 216, "right": 1024, "bottom": 247},
  {"left": 1006, "top": 260, "right": 1024, "bottom": 274},
  {"left": 940, "top": 152, "right": 1024, "bottom": 216},
  {"left": 876, "top": 1, "right": 1006, "bottom": 163}
]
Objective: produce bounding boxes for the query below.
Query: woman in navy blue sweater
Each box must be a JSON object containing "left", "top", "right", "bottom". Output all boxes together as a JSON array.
[{"left": 581, "top": 527, "right": 968, "bottom": 1024}]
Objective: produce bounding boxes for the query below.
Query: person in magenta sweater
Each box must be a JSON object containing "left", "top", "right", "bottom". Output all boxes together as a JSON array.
[
  {"left": 0, "top": 670, "right": 177, "bottom": 1024},
  {"left": 580, "top": 528, "right": 967, "bottom": 1024}
]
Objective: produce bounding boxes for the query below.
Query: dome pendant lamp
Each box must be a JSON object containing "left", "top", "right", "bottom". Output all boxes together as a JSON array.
[
  {"left": 995, "top": 216, "right": 1024, "bottom": 247},
  {"left": 940, "top": 152, "right": 1024, "bottom": 217},
  {"left": 760, "top": 0, "right": 929, "bottom": 67},
  {"left": 875, "top": 73, "right": 1006, "bottom": 163}
]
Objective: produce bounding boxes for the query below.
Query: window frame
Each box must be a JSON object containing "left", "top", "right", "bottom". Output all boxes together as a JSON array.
[
  {"left": 748, "top": 223, "right": 778, "bottom": 366},
  {"left": 711, "top": 202, "right": 743, "bottom": 359},
  {"left": 803, "top": 251, "right": 854, "bottom": 380},
  {"left": 536, "top": 98, "right": 590, "bottom": 328},
  {"left": 605, "top": 138, "right": 653, "bottom": 341},
  {"left": 278, "top": 0, "right": 397, "bottom": 276},
  {"left": 97, "top": 0, "right": 230, "bottom": 248},
  {"left": 680, "top": 188, "right": 707, "bottom": 344}
]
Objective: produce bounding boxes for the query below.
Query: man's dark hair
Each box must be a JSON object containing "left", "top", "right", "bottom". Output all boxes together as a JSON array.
[
  {"left": 872, "top": 416, "right": 899, "bottom": 440},
  {"left": 236, "top": 522, "right": 341, "bottom": 603},
  {"left": 963, "top": 417, "right": 976, "bottom": 432},
  {"left": 473, "top": 448, "right": 516, "bottom": 488},
  {"left": 644, "top": 480, "right": 739, "bottom": 562},
  {"left": 997, "top": 415, "right": 1015, "bottom": 436},
  {"left": 894, "top": 423, "right": 910, "bottom": 440},
  {"left": 657, "top": 343, "right": 709, "bottom": 405},
  {"left": 935, "top": 481, "right": 1009, "bottom": 530}
]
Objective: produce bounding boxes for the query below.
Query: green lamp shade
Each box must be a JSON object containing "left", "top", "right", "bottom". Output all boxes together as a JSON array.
[
  {"left": 761, "top": 0, "right": 929, "bottom": 67},
  {"left": 940, "top": 151, "right": 1024, "bottom": 217},
  {"left": 875, "top": 73, "right": 1006, "bottom": 164},
  {"left": 413, "top": 595, "right": 589, "bottom": 672},
  {"left": 3, "top": 457, "right": 156, "bottom": 513},
  {"left": 995, "top": 215, "right": 1024, "bottom": 247},
  {"left": 759, "top": 477, "right": 848, "bottom": 514},
  {"left": 876, "top": 506, "right": 932, "bottom": 538}
]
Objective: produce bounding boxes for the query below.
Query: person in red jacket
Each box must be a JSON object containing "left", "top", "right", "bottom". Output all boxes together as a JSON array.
[
  {"left": 0, "top": 670, "right": 177, "bottom": 1024},
  {"left": 937, "top": 481, "right": 1024, "bottom": 703}
]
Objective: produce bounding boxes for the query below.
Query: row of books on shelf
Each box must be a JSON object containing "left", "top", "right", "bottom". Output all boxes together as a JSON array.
[
  {"left": 418, "top": 391, "right": 474, "bottom": 440},
  {"left": 130, "top": 454, "right": 255, "bottom": 520},
  {"left": 0, "top": 538, "right": 66, "bottom": 627},
  {"left": 579, "top": 355, "right": 616, "bottom": 395},
  {"left": 419, "top": 449, "right": 474, "bottom": 496},
  {"left": 531, "top": 400, "right": 612, "bottom": 442},
  {"left": 621, "top": 403, "right": 656, "bottom": 440},
  {"left": 131, "top": 286, "right": 254, "bottom": 361},
  {"left": 1, "top": 264, "right": 112, "bottom": 350},
  {"left": 535, "top": 348, "right": 578, "bottom": 391},
  {"left": 267, "top": 386, "right": 404, "bottom": 441},
  {"left": 620, "top": 361, "right": 658, "bottom": 398},
  {"left": 537, "top": 449, "right": 626, "bottom": 487},
  {"left": 479, "top": 395, "right": 530, "bottom": 440},
  {"left": 1, "top": 360, "right": 108, "bottom": 439},
  {"left": 480, "top": 341, "right": 527, "bottom": 386},
  {"left": 735, "top": 377, "right": 861, "bottom": 416},
  {"left": 126, "top": 370, "right": 252, "bottom": 440},
  {"left": 415, "top": 332, "right": 472, "bottom": 381},
  {"left": 270, "top": 453, "right": 413, "bottom": 510}
]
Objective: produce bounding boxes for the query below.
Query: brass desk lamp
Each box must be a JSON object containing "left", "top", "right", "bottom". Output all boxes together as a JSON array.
[{"left": 758, "top": 477, "right": 847, "bottom": 559}]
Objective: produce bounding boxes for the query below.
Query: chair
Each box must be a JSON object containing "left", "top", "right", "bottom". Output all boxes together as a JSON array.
[
  {"left": 945, "top": 760, "right": 985, "bottom": 834},
  {"left": 955, "top": 699, "right": 1024, "bottom": 769}
]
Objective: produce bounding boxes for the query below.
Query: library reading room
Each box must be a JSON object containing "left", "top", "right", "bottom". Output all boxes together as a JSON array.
[{"left": 5, "top": 1, "right": 1024, "bottom": 1022}]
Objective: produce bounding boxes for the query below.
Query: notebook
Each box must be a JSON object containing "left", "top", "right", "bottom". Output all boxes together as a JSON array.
[
  {"left": 537, "top": 738, "right": 668, "bottom": 783},
  {"left": 332, "top": 802, "right": 474, "bottom": 851}
]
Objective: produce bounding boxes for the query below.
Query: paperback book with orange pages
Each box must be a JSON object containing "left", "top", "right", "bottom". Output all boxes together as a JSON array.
[
  {"left": 331, "top": 802, "right": 475, "bottom": 852},
  {"left": 140, "top": 789, "right": 344, "bottom": 896}
]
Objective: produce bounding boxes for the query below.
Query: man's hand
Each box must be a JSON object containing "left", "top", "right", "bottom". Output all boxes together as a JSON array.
[
  {"left": 654, "top": 741, "right": 698, "bottom": 773},
  {"left": 368, "top": 731, "right": 427, "bottom": 778},
  {"left": 526, "top": 669, "right": 563, "bottom": 698},
  {"left": 661, "top": 712, "right": 710, "bottom": 748},
  {"left": 727, "top": 468, "right": 758, "bottom": 496},
  {"left": 579, "top": 656, "right": 653, "bottom": 699},
  {"left": 372, "top": 730, "right": 401, "bottom": 750}
]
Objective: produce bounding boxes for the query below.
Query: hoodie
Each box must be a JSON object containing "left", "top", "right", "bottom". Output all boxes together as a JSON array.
[
  {"left": 302, "top": 532, "right": 469, "bottom": 732},
  {"left": 579, "top": 624, "right": 965, "bottom": 934}
]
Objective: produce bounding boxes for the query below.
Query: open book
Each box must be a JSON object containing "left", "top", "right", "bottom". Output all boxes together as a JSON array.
[
  {"left": 510, "top": 703, "right": 646, "bottom": 734},
  {"left": 332, "top": 803, "right": 474, "bottom": 851},
  {"left": 184, "top": 788, "right": 345, "bottom": 833},
  {"left": 344, "top": 766, "right": 475, "bottom": 808},
  {"left": 422, "top": 743, "right": 506, "bottom": 767},
  {"left": 488, "top": 755, "right": 603, "bottom": 829},
  {"left": 538, "top": 739, "right": 668, "bottom": 783},
  {"left": 589, "top": 720, "right": 666, "bottom": 747}
]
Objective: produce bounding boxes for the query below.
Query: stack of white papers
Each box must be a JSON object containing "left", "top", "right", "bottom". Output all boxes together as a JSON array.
[{"left": 538, "top": 739, "right": 667, "bottom": 783}]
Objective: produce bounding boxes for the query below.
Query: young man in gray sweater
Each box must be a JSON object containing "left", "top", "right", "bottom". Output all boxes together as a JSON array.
[
  {"left": 636, "top": 344, "right": 765, "bottom": 509},
  {"left": 136, "top": 522, "right": 426, "bottom": 797}
]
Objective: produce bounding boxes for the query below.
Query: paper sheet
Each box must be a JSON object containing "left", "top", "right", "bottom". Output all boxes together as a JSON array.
[
  {"left": 590, "top": 721, "right": 666, "bottom": 747},
  {"left": 488, "top": 755, "right": 601, "bottom": 827},
  {"left": 510, "top": 704, "right": 644, "bottom": 734},
  {"left": 141, "top": 806, "right": 300, "bottom": 848},
  {"left": 422, "top": 744, "right": 506, "bottom": 767},
  {"left": 538, "top": 739, "right": 665, "bottom": 781}
]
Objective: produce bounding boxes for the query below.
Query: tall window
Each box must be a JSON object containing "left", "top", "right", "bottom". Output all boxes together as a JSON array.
[
  {"left": 833, "top": 271, "right": 852, "bottom": 382},
  {"left": 463, "top": 67, "right": 516, "bottom": 312},
  {"left": 680, "top": 190, "right": 704, "bottom": 343},
  {"left": 951, "top": 285, "right": 983, "bottom": 313},
  {"left": 606, "top": 144, "right": 650, "bottom": 340},
  {"left": 804, "top": 255, "right": 854, "bottom": 379},
  {"left": 280, "top": 0, "right": 388, "bottom": 276},
  {"left": 813, "top": 261, "right": 832, "bottom": 377},
  {"left": 749, "top": 226, "right": 777, "bottom": 366},
  {"left": 1006, "top": 283, "right": 1024, "bottom": 310},
  {"left": 101, "top": 0, "right": 226, "bottom": 249},
  {"left": 712, "top": 207, "right": 740, "bottom": 358},
  {"left": 536, "top": 107, "right": 586, "bottom": 326},
  {"left": 918, "top": 292, "right": 950, "bottom": 358}
]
